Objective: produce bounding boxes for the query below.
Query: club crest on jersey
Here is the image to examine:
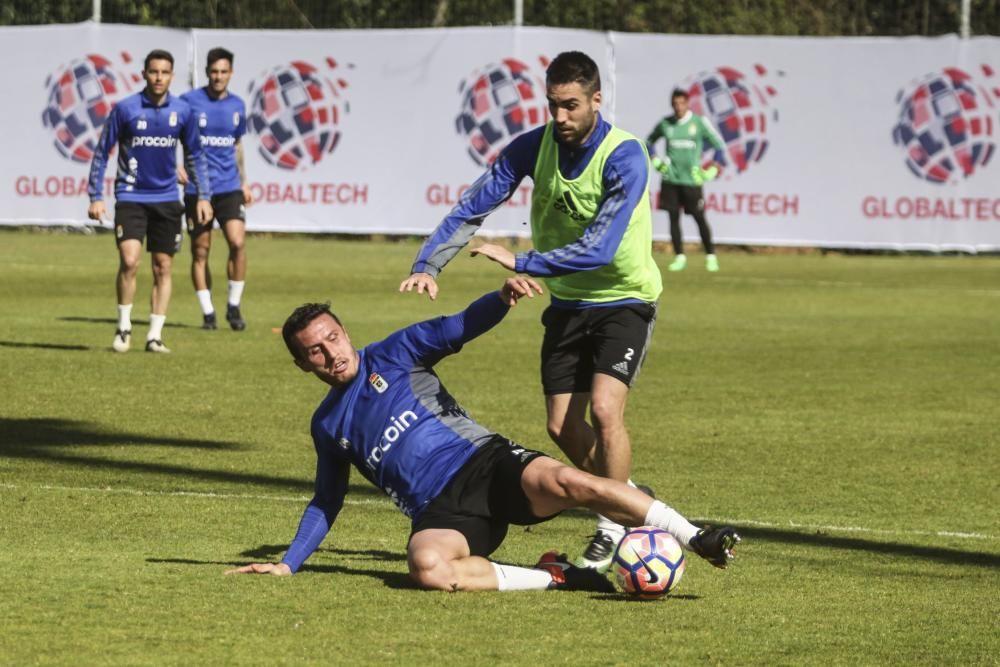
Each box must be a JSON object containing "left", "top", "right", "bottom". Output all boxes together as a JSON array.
[
  {"left": 233, "top": 111, "right": 241, "bottom": 127},
  {"left": 169, "top": 111, "right": 178, "bottom": 127},
  {"left": 369, "top": 372, "right": 389, "bottom": 393},
  {"left": 688, "top": 124, "right": 697, "bottom": 136},
  {"left": 199, "top": 113, "right": 207, "bottom": 128},
  {"left": 136, "top": 118, "right": 147, "bottom": 130}
]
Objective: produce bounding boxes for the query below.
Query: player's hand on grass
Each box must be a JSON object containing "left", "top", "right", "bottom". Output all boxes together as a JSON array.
[
  {"left": 470, "top": 243, "right": 516, "bottom": 271},
  {"left": 500, "top": 276, "right": 543, "bottom": 306},
  {"left": 399, "top": 272, "right": 439, "bottom": 300},
  {"left": 87, "top": 201, "right": 106, "bottom": 222},
  {"left": 196, "top": 200, "right": 213, "bottom": 225},
  {"left": 225, "top": 562, "right": 292, "bottom": 576}
]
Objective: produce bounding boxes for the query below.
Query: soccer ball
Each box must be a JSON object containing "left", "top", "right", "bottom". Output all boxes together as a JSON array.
[{"left": 612, "top": 526, "right": 686, "bottom": 599}]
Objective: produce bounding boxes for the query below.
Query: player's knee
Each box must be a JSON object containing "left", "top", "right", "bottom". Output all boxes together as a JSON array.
[
  {"left": 407, "top": 548, "right": 453, "bottom": 591},
  {"left": 551, "top": 465, "right": 599, "bottom": 504},
  {"left": 119, "top": 261, "right": 140, "bottom": 276},
  {"left": 589, "top": 398, "right": 623, "bottom": 432}
]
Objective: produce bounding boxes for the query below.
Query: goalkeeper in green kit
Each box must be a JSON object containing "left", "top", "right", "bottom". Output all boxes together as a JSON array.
[{"left": 646, "top": 88, "right": 726, "bottom": 272}]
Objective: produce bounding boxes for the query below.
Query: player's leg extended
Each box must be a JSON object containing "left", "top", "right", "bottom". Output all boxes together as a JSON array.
[
  {"left": 407, "top": 528, "right": 500, "bottom": 592},
  {"left": 521, "top": 458, "right": 742, "bottom": 569},
  {"left": 545, "top": 392, "right": 598, "bottom": 472},
  {"left": 521, "top": 456, "right": 648, "bottom": 523}
]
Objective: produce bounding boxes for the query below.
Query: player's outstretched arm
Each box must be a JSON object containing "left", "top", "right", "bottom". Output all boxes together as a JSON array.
[
  {"left": 225, "top": 562, "right": 292, "bottom": 576},
  {"left": 470, "top": 243, "right": 516, "bottom": 271},
  {"left": 399, "top": 272, "right": 439, "bottom": 301},
  {"left": 499, "top": 276, "right": 543, "bottom": 306}
]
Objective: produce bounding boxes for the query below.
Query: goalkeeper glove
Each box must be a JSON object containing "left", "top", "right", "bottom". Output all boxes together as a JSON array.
[
  {"left": 691, "top": 164, "right": 719, "bottom": 185},
  {"left": 651, "top": 156, "right": 671, "bottom": 177}
]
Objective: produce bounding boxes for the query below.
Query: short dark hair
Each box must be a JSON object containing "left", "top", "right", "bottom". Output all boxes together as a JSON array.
[
  {"left": 206, "top": 47, "right": 234, "bottom": 68},
  {"left": 144, "top": 49, "right": 174, "bottom": 71},
  {"left": 671, "top": 88, "right": 689, "bottom": 101},
  {"left": 282, "top": 302, "right": 342, "bottom": 360},
  {"left": 546, "top": 51, "right": 601, "bottom": 94}
]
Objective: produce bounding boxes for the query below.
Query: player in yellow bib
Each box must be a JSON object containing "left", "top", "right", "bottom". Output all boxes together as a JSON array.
[{"left": 400, "top": 52, "right": 720, "bottom": 572}]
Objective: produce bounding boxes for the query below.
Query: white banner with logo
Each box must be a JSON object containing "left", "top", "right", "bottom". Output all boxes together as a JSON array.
[
  {"left": 2, "top": 24, "right": 999, "bottom": 251},
  {"left": 613, "top": 32, "right": 1000, "bottom": 252}
]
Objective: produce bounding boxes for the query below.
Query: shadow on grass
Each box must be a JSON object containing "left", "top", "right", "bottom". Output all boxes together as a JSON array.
[
  {"left": 724, "top": 522, "right": 1000, "bottom": 569},
  {"left": 0, "top": 417, "right": 375, "bottom": 496},
  {"left": 0, "top": 340, "right": 90, "bottom": 351},
  {"left": 59, "top": 316, "right": 193, "bottom": 329},
  {"left": 240, "top": 544, "right": 407, "bottom": 563},
  {"left": 148, "top": 550, "right": 417, "bottom": 589}
]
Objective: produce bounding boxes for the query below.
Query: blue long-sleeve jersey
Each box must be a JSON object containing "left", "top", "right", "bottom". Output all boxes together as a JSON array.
[
  {"left": 281, "top": 291, "right": 512, "bottom": 573},
  {"left": 180, "top": 87, "right": 247, "bottom": 195},
  {"left": 88, "top": 90, "right": 210, "bottom": 203},
  {"left": 410, "top": 114, "right": 649, "bottom": 306}
]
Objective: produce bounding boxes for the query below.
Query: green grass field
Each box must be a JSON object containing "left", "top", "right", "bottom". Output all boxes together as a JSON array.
[{"left": 1, "top": 229, "right": 998, "bottom": 665}]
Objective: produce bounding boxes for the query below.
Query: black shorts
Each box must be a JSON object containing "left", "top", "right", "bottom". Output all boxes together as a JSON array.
[
  {"left": 540, "top": 302, "right": 657, "bottom": 394},
  {"left": 657, "top": 183, "right": 704, "bottom": 214},
  {"left": 114, "top": 201, "right": 184, "bottom": 255},
  {"left": 185, "top": 191, "right": 246, "bottom": 236},
  {"left": 409, "top": 436, "right": 554, "bottom": 558}
]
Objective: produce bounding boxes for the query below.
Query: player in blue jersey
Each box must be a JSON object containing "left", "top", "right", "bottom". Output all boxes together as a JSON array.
[
  {"left": 87, "top": 49, "right": 212, "bottom": 354},
  {"left": 226, "top": 277, "right": 740, "bottom": 591},
  {"left": 400, "top": 52, "right": 663, "bottom": 572},
  {"left": 179, "top": 47, "right": 253, "bottom": 331}
]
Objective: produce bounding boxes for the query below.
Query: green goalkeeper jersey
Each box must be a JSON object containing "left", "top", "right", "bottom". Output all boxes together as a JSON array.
[{"left": 646, "top": 111, "right": 726, "bottom": 186}]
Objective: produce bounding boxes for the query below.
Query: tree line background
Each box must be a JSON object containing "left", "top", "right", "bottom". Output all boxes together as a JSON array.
[{"left": 1, "top": 0, "right": 998, "bottom": 35}]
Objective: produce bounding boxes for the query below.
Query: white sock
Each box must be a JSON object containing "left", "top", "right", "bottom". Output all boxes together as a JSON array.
[
  {"left": 707, "top": 253, "right": 717, "bottom": 260},
  {"left": 595, "top": 479, "right": 640, "bottom": 537},
  {"left": 196, "top": 289, "right": 214, "bottom": 316},
  {"left": 491, "top": 562, "right": 554, "bottom": 591},
  {"left": 675, "top": 253, "right": 687, "bottom": 260},
  {"left": 147, "top": 314, "right": 166, "bottom": 341},
  {"left": 228, "top": 280, "right": 245, "bottom": 307},
  {"left": 117, "top": 304, "right": 133, "bottom": 332},
  {"left": 644, "top": 500, "right": 699, "bottom": 547}
]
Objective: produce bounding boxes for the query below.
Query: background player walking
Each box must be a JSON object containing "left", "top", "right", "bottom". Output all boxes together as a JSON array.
[
  {"left": 180, "top": 47, "right": 252, "bottom": 331},
  {"left": 87, "top": 49, "right": 212, "bottom": 353}
]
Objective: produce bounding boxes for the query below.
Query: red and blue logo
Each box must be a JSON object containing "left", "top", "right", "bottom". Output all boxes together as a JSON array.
[
  {"left": 682, "top": 64, "right": 781, "bottom": 176},
  {"left": 892, "top": 66, "right": 998, "bottom": 184},
  {"left": 247, "top": 58, "right": 351, "bottom": 171},
  {"left": 455, "top": 57, "right": 550, "bottom": 166},
  {"left": 41, "top": 52, "right": 140, "bottom": 163}
]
